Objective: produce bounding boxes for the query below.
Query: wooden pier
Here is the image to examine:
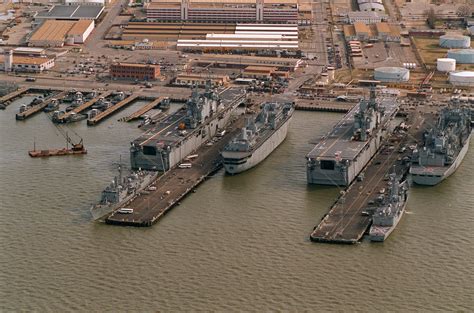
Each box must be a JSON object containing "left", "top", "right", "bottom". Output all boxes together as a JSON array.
[
  {"left": 310, "top": 112, "right": 428, "bottom": 244},
  {"left": 121, "top": 96, "right": 166, "bottom": 122},
  {"left": 105, "top": 116, "right": 244, "bottom": 227},
  {"left": 87, "top": 94, "right": 139, "bottom": 126},
  {"left": 15, "top": 91, "right": 68, "bottom": 120},
  {"left": 56, "top": 91, "right": 113, "bottom": 123},
  {"left": 0, "top": 87, "right": 30, "bottom": 108}
]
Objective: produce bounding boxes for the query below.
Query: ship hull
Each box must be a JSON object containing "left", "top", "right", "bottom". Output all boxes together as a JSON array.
[
  {"left": 223, "top": 114, "right": 292, "bottom": 174},
  {"left": 410, "top": 133, "right": 470, "bottom": 186},
  {"left": 369, "top": 202, "right": 407, "bottom": 242}
]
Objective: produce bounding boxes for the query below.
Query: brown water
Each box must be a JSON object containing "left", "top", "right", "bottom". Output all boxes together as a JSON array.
[{"left": 1, "top": 95, "right": 473, "bottom": 311}]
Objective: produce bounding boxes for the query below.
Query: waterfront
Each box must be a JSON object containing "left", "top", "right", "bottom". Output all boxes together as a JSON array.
[{"left": 1, "top": 96, "right": 473, "bottom": 311}]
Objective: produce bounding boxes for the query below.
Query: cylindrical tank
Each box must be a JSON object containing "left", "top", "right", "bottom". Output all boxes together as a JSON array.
[
  {"left": 447, "top": 49, "right": 474, "bottom": 64},
  {"left": 4, "top": 50, "right": 13, "bottom": 72},
  {"left": 439, "top": 35, "right": 471, "bottom": 48},
  {"left": 374, "top": 67, "right": 410, "bottom": 82},
  {"left": 449, "top": 71, "right": 474, "bottom": 86},
  {"left": 437, "top": 58, "right": 456, "bottom": 72}
]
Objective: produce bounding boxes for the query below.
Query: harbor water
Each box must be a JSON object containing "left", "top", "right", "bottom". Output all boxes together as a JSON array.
[{"left": 0, "top": 95, "right": 473, "bottom": 311}]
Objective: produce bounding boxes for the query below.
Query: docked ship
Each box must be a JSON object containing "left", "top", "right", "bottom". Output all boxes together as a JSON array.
[
  {"left": 306, "top": 88, "right": 399, "bottom": 186},
  {"left": 369, "top": 173, "right": 409, "bottom": 242},
  {"left": 410, "top": 105, "right": 472, "bottom": 185},
  {"left": 130, "top": 84, "right": 246, "bottom": 171},
  {"left": 221, "top": 101, "right": 294, "bottom": 174},
  {"left": 90, "top": 165, "right": 158, "bottom": 220}
]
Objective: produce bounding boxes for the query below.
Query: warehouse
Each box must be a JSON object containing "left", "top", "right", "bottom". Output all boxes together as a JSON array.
[
  {"left": 34, "top": 4, "right": 104, "bottom": 22},
  {"left": 346, "top": 11, "right": 387, "bottom": 24},
  {"left": 12, "top": 47, "right": 46, "bottom": 57},
  {"left": 242, "top": 66, "right": 277, "bottom": 79},
  {"left": 146, "top": 0, "right": 299, "bottom": 24},
  {"left": 110, "top": 63, "right": 161, "bottom": 81},
  {"left": 0, "top": 54, "right": 55, "bottom": 73},
  {"left": 174, "top": 73, "right": 229, "bottom": 87},
  {"left": 28, "top": 20, "right": 95, "bottom": 47}
]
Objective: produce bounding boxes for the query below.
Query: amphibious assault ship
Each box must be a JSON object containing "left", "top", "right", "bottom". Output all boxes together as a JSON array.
[
  {"left": 130, "top": 85, "right": 246, "bottom": 171},
  {"left": 221, "top": 102, "right": 294, "bottom": 174},
  {"left": 90, "top": 164, "right": 158, "bottom": 220},
  {"left": 410, "top": 105, "right": 472, "bottom": 185},
  {"left": 306, "top": 88, "right": 398, "bottom": 186},
  {"left": 369, "top": 173, "right": 409, "bottom": 242}
]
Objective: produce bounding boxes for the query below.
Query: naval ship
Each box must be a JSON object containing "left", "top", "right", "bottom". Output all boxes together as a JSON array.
[
  {"left": 221, "top": 102, "right": 294, "bottom": 174},
  {"left": 130, "top": 84, "right": 246, "bottom": 171},
  {"left": 410, "top": 105, "right": 472, "bottom": 185},
  {"left": 369, "top": 173, "right": 409, "bottom": 242},
  {"left": 306, "top": 88, "right": 398, "bottom": 186},
  {"left": 90, "top": 164, "right": 158, "bottom": 220}
]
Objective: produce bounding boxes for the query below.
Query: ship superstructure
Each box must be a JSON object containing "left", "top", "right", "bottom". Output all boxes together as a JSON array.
[
  {"left": 90, "top": 165, "right": 159, "bottom": 220},
  {"left": 369, "top": 173, "right": 409, "bottom": 242},
  {"left": 410, "top": 105, "right": 471, "bottom": 185},
  {"left": 221, "top": 101, "right": 294, "bottom": 174},
  {"left": 306, "top": 89, "right": 398, "bottom": 186},
  {"left": 130, "top": 85, "right": 246, "bottom": 171}
]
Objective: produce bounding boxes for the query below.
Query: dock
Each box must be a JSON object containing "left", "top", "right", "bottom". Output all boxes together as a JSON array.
[
  {"left": 15, "top": 91, "right": 68, "bottom": 120},
  {"left": 0, "top": 87, "right": 30, "bottom": 108},
  {"left": 56, "top": 91, "right": 113, "bottom": 123},
  {"left": 105, "top": 116, "right": 243, "bottom": 227},
  {"left": 87, "top": 94, "right": 139, "bottom": 126},
  {"left": 310, "top": 112, "right": 428, "bottom": 244},
  {"left": 121, "top": 96, "right": 166, "bottom": 122}
]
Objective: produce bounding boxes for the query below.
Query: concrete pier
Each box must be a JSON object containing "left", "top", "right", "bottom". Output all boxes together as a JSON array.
[
  {"left": 15, "top": 91, "right": 68, "bottom": 120},
  {"left": 121, "top": 96, "right": 166, "bottom": 122},
  {"left": 87, "top": 94, "right": 139, "bottom": 126},
  {"left": 0, "top": 87, "right": 30, "bottom": 108},
  {"left": 56, "top": 91, "right": 113, "bottom": 123}
]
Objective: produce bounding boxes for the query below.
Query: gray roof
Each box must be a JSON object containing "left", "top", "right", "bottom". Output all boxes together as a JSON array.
[{"left": 35, "top": 5, "right": 104, "bottom": 20}]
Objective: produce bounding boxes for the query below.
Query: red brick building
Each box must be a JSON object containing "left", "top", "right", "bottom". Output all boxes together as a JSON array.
[{"left": 110, "top": 62, "right": 161, "bottom": 81}]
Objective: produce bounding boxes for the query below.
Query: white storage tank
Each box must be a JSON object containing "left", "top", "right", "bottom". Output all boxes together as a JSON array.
[
  {"left": 447, "top": 49, "right": 474, "bottom": 64},
  {"left": 449, "top": 71, "right": 474, "bottom": 87},
  {"left": 436, "top": 58, "right": 456, "bottom": 72},
  {"left": 439, "top": 35, "right": 471, "bottom": 48},
  {"left": 374, "top": 67, "right": 410, "bottom": 82}
]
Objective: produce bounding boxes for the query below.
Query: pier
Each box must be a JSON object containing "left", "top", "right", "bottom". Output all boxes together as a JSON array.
[
  {"left": 0, "top": 87, "right": 30, "bottom": 108},
  {"left": 56, "top": 91, "right": 113, "bottom": 123},
  {"left": 15, "top": 91, "right": 68, "bottom": 120},
  {"left": 87, "top": 94, "right": 139, "bottom": 126},
  {"left": 121, "top": 96, "right": 166, "bottom": 122},
  {"left": 310, "top": 112, "right": 429, "bottom": 244},
  {"left": 105, "top": 116, "right": 243, "bottom": 227},
  {"left": 295, "top": 100, "right": 353, "bottom": 113}
]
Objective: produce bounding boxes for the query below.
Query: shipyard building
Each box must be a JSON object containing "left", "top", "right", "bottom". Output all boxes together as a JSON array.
[
  {"left": 28, "top": 19, "right": 95, "bottom": 47},
  {"left": 146, "top": 0, "right": 298, "bottom": 23},
  {"left": 1, "top": 50, "right": 54, "bottom": 73},
  {"left": 110, "top": 62, "right": 161, "bottom": 80}
]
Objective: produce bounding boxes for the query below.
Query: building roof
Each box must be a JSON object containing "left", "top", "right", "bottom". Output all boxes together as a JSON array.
[
  {"left": 35, "top": 5, "right": 104, "bottom": 20},
  {"left": 30, "top": 20, "right": 75, "bottom": 42},
  {"left": 0, "top": 55, "right": 53, "bottom": 65},
  {"left": 343, "top": 25, "right": 355, "bottom": 37},
  {"left": 13, "top": 47, "right": 46, "bottom": 54},
  {"left": 112, "top": 62, "right": 160, "bottom": 68},
  {"left": 244, "top": 65, "right": 278, "bottom": 72},
  {"left": 359, "top": 2, "right": 385, "bottom": 12},
  {"left": 68, "top": 19, "right": 94, "bottom": 36},
  {"left": 375, "top": 22, "right": 390, "bottom": 34},
  {"left": 353, "top": 22, "right": 369, "bottom": 34}
]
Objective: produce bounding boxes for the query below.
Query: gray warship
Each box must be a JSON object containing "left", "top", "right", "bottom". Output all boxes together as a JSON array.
[
  {"left": 130, "top": 84, "right": 246, "bottom": 171},
  {"left": 221, "top": 101, "right": 294, "bottom": 174},
  {"left": 410, "top": 105, "right": 472, "bottom": 185},
  {"left": 90, "top": 164, "right": 158, "bottom": 220},
  {"left": 306, "top": 88, "right": 398, "bottom": 186},
  {"left": 369, "top": 173, "right": 409, "bottom": 242}
]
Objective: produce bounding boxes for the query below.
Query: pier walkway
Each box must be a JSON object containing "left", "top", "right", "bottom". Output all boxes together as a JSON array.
[
  {"left": 105, "top": 116, "right": 244, "bottom": 227},
  {"left": 310, "top": 112, "right": 428, "bottom": 244},
  {"left": 56, "top": 91, "right": 113, "bottom": 123},
  {"left": 0, "top": 87, "right": 30, "bottom": 108},
  {"left": 15, "top": 91, "right": 68, "bottom": 120},
  {"left": 122, "top": 96, "right": 166, "bottom": 122},
  {"left": 87, "top": 94, "right": 139, "bottom": 126}
]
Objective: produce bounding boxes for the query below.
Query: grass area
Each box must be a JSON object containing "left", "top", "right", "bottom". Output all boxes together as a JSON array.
[{"left": 412, "top": 37, "right": 448, "bottom": 67}]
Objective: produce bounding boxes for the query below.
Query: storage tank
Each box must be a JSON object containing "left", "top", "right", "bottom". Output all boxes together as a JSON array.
[
  {"left": 447, "top": 49, "right": 474, "bottom": 64},
  {"left": 439, "top": 35, "right": 471, "bottom": 48},
  {"left": 436, "top": 58, "right": 456, "bottom": 72},
  {"left": 374, "top": 67, "right": 410, "bottom": 82},
  {"left": 449, "top": 71, "right": 474, "bottom": 86}
]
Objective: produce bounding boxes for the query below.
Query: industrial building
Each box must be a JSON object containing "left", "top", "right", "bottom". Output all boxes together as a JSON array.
[
  {"left": 1, "top": 50, "right": 55, "bottom": 73},
  {"left": 146, "top": 0, "right": 299, "bottom": 24},
  {"left": 344, "top": 22, "right": 400, "bottom": 42},
  {"left": 110, "top": 62, "right": 161, "bottom": 81},
  {"left": 242, "top": 65, "right": 277, "bottom": 79},
  {"left": 449, "top": 71, "right": 474, "bottom": 86},
  {"left": 28, "top": 20, "right": 95, "bottom": 47},
  {"left": 174, "top": 73, "right": 229, "bottom": 87},
  {"left": 346, "top": 11, "right": 387, "bottom": 24},
  {"left": 190, "top": 54, "right": 304, "bottom": 71},
  {"left": 176, "top": 23, "right": 299, "bottom": 52},
  {"left": 34, "top": 4, "right": 104, "bottom": 22},
  {"left": 12, "top": 47, "right": 46, "bottom": 57},
  {"left": 357, "top": 0, "right": 385, "bottom": 13},
  {"left": 439, "top": 34, "right": 471, "bottom": 49},
  {"left": 64, "top": 0, "right": 109, "bottom": 5},
  {"left": 374, "top": 67, "right": 409, "bottom": 82},
  {"left": 447, "top": 49, "right": 474, "bottom": 64}
]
